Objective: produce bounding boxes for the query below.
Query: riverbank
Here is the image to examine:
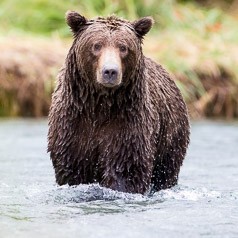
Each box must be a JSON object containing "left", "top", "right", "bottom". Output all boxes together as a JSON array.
[
  {"left": 0, "top": 36, "right": 67, "bottom": 117},
  {"left": 0, "top": 1, "right": 237, "bottom": 119},
  {"left": 0, "top": 33, "right": 237, "bottom": 119}
]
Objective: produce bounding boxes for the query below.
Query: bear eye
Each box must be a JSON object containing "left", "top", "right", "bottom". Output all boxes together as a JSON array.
[
  {"left": 119, "top": 45, "right": 127, "bottom": 53},
  {"left": 93, "top": 43, "right": 102, "bottom": 52}
]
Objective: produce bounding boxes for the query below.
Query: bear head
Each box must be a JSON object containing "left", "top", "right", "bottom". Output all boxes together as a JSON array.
[{"left": 66, "top": 11, "right": 154, "bottom": 89}]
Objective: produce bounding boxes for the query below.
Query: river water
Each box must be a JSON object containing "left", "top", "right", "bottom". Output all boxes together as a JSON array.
[{"left": 0, "top": 119, "right": 237, "bottom": 238}]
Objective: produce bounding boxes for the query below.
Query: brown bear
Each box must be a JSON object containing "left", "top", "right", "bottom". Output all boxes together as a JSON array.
[{"left": 48, "top": 11, "right": 190, "bottom": 194}]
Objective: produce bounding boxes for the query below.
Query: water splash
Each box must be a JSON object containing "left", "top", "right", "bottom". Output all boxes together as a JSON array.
[
  {"left": 153, "top": 186, "right": 221, "bottom": 201},
  {"left": 22, "top": 183, "right": 226, "bottom": 206}
]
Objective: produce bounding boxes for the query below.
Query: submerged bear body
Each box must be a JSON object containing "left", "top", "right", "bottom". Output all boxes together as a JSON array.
[{"left": 48, "top": 12, "right": 190, "bottom": 194}]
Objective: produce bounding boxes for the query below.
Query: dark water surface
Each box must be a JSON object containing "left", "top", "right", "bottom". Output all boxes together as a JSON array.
[{"left": 0, "top": 119, "right": 237, "bottom": 238}]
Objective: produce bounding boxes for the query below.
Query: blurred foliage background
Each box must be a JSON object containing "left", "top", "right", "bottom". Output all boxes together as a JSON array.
[{"left": 0, "top": 0, "right": 237, "bottom": 118}]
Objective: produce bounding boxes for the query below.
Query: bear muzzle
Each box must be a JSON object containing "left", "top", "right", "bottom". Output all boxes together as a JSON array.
[{"left": 97, "top": 48, "right": 122, "bottom": 88}]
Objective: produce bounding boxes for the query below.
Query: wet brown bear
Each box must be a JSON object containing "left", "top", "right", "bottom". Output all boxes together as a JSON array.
[{"left": 48, "top": 11, "right": 190, "bottom": 194}]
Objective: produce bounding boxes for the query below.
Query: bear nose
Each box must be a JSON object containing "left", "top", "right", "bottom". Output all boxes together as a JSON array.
[{"left": 102, "top": 67, "right": 118, "bottom": 83}]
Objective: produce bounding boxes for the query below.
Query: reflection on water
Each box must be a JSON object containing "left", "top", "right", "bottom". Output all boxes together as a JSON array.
[{"left": 0, "top": 119, "right": 237, "bottom": 238}]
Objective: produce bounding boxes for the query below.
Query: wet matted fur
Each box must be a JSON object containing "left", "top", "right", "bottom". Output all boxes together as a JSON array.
[{"left": 48, "top": 11, "right": 190, "bottom": 194}]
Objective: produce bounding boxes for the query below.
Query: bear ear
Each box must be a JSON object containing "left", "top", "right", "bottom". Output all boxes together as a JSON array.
[
  {"left": 132, "top": 17, "right": 154, "bottom": 38},
  {"left": 66, "top": 11, "right": 87, "bottom": 33}
]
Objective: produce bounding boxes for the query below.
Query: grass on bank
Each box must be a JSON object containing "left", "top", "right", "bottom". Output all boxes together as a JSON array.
[
  {"left": 0, "top": 36, "right": 67, "bottom": 117},
  {"left": 0, "top": 0, "right": 237, "bottom": 118}
]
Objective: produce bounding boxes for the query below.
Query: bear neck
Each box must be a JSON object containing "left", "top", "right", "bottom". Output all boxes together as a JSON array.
[{"left": 64, "top": 50, "right": 147, "bottom": 122}]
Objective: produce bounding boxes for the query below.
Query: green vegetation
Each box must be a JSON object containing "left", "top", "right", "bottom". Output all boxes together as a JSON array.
[
  {"left": 0, "top": 0, "right": 237, "bottom": 118},
  {"left": 0, "top": 0, "right": 163, "bottom": 36}
]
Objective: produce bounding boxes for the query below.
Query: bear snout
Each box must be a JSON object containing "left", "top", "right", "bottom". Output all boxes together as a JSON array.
[
  {"left": 98, "top": 64, "right": 122, "bottom": 87},
  {"left": 102, "top": 66, "right": 119, "bottom": 85}
]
